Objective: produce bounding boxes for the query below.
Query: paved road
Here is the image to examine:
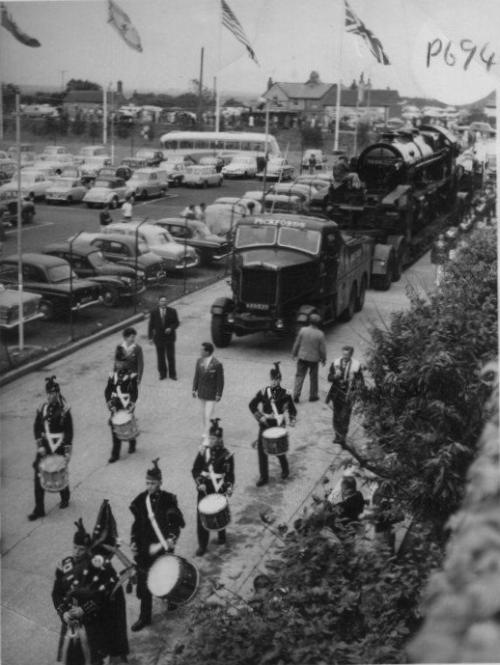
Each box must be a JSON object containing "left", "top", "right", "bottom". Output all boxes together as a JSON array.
[{"left": 0, "top": 248, "right": 436, "bottom": 665}]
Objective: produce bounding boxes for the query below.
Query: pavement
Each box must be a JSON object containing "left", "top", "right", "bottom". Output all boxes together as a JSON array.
[{"left": 0, "top": 253, "right": 436, "bottom": 665}]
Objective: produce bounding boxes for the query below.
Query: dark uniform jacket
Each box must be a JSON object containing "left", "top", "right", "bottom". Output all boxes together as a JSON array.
[
  {"left": 192, "top": 446, "right": 235, "bottom": 495},
  {"left": 104, "top": 371, "right": 138, "bottom": 412},
  {"left": 33, "top": 400, "right": 73, "bottom": 466},
  {"left": 148, "top": 306, "right": 179, "bottom": 344},
  {"left": 249, "top": 385, "right": 297, "bottom": 428},
  {"left": 129, "top": 490, "right": 185, "bottom": 566}
]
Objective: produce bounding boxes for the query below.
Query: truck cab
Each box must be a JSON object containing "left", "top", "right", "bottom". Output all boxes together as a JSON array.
[{"left": 210, "top": 213, "right": 372, "bottom": 347}]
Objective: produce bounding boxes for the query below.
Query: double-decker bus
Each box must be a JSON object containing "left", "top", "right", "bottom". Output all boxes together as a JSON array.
[{"left": 159, "top": 131, "right": 281, "bottom": 162}]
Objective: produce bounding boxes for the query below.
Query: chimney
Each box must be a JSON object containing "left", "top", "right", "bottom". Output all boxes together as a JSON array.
[{"left": 117, "top": 80, "right": 123, "bottom": 94}]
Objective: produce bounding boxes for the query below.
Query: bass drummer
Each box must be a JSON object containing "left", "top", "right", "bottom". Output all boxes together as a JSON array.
[
  {"left": 129, "top": 459, "right": 185, "bottom": 632},
  {"left": 192, "top": 418, "right": 234, "bottom": 557},
  {"left": 249, "top": 362, "right": 297, "bottom": 487},
  {"left": 105, "top": 345, "right": 139, "bottom": 463},
  {"left": 28, "top": 376, "right": 73, "bottom": 521}
]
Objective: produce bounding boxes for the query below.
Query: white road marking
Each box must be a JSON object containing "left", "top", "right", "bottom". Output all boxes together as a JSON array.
[{"left": 4, "top": 222, "right": 54, "bottom": 234}]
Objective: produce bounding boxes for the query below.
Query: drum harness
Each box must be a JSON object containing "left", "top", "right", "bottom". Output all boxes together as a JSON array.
[
  {"left": 266, "top": 387, "right": 284, "bottom": 427},
  {"left": 200, "top": 448, "right": 226, "bottom": 495},
  {"left": 42, "top": 404, "right": 65, "bottom": 454},
  {"left": 145, "top": 494, "right": 175, "bottom": 556}
]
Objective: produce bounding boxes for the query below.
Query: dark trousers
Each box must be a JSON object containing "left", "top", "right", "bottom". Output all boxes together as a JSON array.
[
  {"left": 332, "top": 393, "right": 353, "bottom": 442},
  {"left": 136, "top": 565, "right": 152, "bottom": 623},
  {"left": 33, "top": 465, "right": 70, "bottom": 514},
  {"left": 155, "top": 341, "right": 176, "bottom": 379},
  {"left": 257, "top": 427, "right": 289, "bottom": 481},
  {"left": 196, "top": 492, "right": 226, "bottom": 551},
  {"left": 293, "top": 359, "right": 319, "bottom": 400},
  {"left": 110, "top": 430, "right": 136, "bottom": 460}
]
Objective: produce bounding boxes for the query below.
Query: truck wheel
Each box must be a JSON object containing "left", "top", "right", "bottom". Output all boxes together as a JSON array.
[
  {"left": 39, "top": 299, "right": 54, "bottom": 321},
  {"left": 355, "top": 277, "right": 367, "bottom": 312},
  {"left": 341, "top": 286, "right": 356, "bottom": 322},
  {"left": 101, "top": 286, "right": 120, "bottom": 307},
  {"left": 374, "top": 269, "right": 392, "bottom": 291},
  {"left": 211, "top": 315, "right": 232, "bottom": 347}
]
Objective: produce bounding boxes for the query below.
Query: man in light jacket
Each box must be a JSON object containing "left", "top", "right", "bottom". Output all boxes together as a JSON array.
[
  {"left": 292, "top": 312, "right": 327, "bottom": 403},
  {"left": 192, "top": 342, "right": 224, "bottom": 444}
]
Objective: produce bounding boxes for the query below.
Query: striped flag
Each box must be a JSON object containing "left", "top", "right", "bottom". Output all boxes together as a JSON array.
[
  {"left": 108, "top": 0, "right": 142, "bottom": 52},
  {"left": 0, "top": 3, "right": 40, "bottom": 47},
  {"left": 345, "top": 0, "right": 390, "bottom": 65},
  {"left": 221, "top": 0, "right": 259, "bottom": 65}
]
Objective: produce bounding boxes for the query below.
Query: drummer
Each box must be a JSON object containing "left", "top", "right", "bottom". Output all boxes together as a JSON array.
[
  {"left": 129, "top": 459, "right": 186, "bottom": 632},
  {"left": 28, "top": 376, "right": 73, "bottom": 521},
  {"left": 249, "top": 362, "right": 297, "bottom": 487},
  {"left": 105, "top": 345, "right": 139, "bottom": 463},
  {"left": 191, "top": 418, "right": 235, "bottom": 556}
]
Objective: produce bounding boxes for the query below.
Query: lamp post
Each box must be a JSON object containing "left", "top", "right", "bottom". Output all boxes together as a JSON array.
[
  {"left": 262, "top": 99, "right": 270, "bottom": 199},
  {"left": 15, "top": 94, "right": 24, "bottom": 351},
  {"left": 69, "top": 230, "right": 83, "bottom": 341},
  {"left": 134, "top": 218, "right": 149, "bottom": 314}
]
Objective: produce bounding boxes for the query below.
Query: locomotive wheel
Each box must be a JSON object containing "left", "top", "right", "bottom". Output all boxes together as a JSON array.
[
  {"left": 211, "top": 315, "right": 232, "bottom": 347},
  {"left": 341, "top": 286, "right": 356, "bottom": 322},
  {"left": 354, "top": 277, "right": 367, "bottom": 312}
]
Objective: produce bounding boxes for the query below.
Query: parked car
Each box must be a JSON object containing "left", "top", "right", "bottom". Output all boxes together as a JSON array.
[
  {"left": 0, "top": 253, "right": 102, "bottom": 320},
  {"left": 294, "top": 174, "right": 333, "bottom": 187},
  {"left": 42, "top": 241, "right": 146, "bottom": 306},
  {"left": 301, "top": 149, "right": 327, "bottom": 171},
  {"left": 267, "top": 183, "right": 313, "bottom": 209},
  {"left": 204, "top": 202, "right": 247, "bottom": 236},
  {"left": 256, "top": 157, "right": 295, "bottom": 181},
  {"left": 37, "top": 146, "right": 73, "bottom": 164},
  {"left": 0, "top": 169, "right": 54, "bottom": 201},
  {"left": 134, "top": 149, "right": 165, "bottom": 167},
  {"left": 74, "top": 145, "right": 110, "bottom": 165},
  {"left": 7, "top": 144, "right": 36, "bottom": 167},
  {"left": 0, "top": 157, "right": 17, "bottom": 178},
  {"left": 221, "top": 156, "right": 258, "bottom": 178},
  {"left": 214, "top": 196, "right": 263, "bottom": 214},
  {"left": 159, "top": 155, "right": 196, "bottom": 185},
  {"left": 183, "top": 165, "right": 223, "bottom": 188},
  {"left": 0, "top": 284, "right": 43, "bottom": 329},
  {"left": 98, "top": 165, "right": 133, "bottom": 182},
  {"left": 45, "top": 177, "right": 88, "bottom": 204},
  {"left": 83, "top": 177, "right": 128, "bottom": 208},
  {"left": 0, "top": 190, "right": 36, "bottom": 225},
  {"left": 80, "top": 157, "right": 113, "bottom": 185},
  {"left": 262, "top": 193, "right": 304, "bottom": 214},
  {"left": 102, "top": 222, "right": 199, "bottom": 272},
  {"left": 196, "top": 155, "right": 225, "bottom": 173},
  {"left": 120, "top": 157, "right": 149, "bottom": 171},
  {"left": 469, "top": 121, "right": 496, "bottom": 136},
  {"left": 81, "top": 233, "right": 168, "bottom": 285},
  {"left": 125, "top": 168, "right": 169, "bottom": 199},
  {"left": 153, "top": 217, "right": 231, "bottom": 265}
]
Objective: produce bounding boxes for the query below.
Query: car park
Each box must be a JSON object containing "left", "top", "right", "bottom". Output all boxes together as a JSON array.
[
  {"left": 120, "top": 157, "right": 149, "bottom": 171},
  {"left": 83, "top": 177, "right": 128, "bottom": 208},
  {"left": 74, "top": 145, "right": 110, "bottom": 165},
  {"left": 79, "top": 233, "right": 168, "bottom": 285},
  {"left": 0, "top": 253, "right": 102, "bottom": 321},
  {"left": 0, "top": 169, "right": 54, "bottom": 201},
  {"left": 0, "top": 190, "right": 36, "bottom": 226},
  {"left": 134, "top": 148, "right": 165, "bottom": 167},
  {"left": 79, "top": 156, "right": 113, "bottom": 185},
  {"left": 102, "top": 222, "right": 199, "bottom": 272},
  {"left": 98, "top": 165, "right": 133, "bottom": 182},
  {"left": 183, "top": 165, "right": 223, "bottom": 188},
  {"left": 221, "top": 156, "right": 258, "bottom": 178},
  {"left": 45, "top": 177, "right": 88, "bottom": 204},
  {"left": 125, "top": 168, "right": 169, "bottom": 199},
  {"left": 42, "top": 241, "right": 146, "bottom": 306},
  {"left": 0, "top": 284, "right": 43, "bottom": 329},
  {"left": 159, "top": 155, "right": 196, "bottom": 185},
  {"left": 153, "top": 217, "right": 232, "bottom": 265},
  {"left": 256, "top": 157, "right": 295, "bottom": 181}
]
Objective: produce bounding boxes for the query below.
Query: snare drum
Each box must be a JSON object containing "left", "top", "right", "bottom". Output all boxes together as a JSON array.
[
  {"left": 111, "top": 410, "right": 139, "bottom": 441},
  {"left": 198, "top": 493, "right": 231, "bottom": 531},
  {"left": 262, "top": 426, "right": 289, "bottom": 456},
  {"left": 39, "top": 454, "right": 69, "bottom": 492},
  {"left": 147, "top": 554, "right": 199, "bottom": 604}
]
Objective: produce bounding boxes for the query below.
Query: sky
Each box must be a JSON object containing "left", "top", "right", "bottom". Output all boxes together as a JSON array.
[{"left": 1, "top": 0, "right": 499, "bottom": 103}]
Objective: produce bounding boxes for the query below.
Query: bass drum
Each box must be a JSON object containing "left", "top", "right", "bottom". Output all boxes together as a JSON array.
[{"left": 147, "top": 554, "right": 199, "bottom": 604}]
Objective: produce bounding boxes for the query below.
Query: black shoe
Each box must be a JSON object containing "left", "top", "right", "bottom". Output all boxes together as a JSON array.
[
  {"left": 131, "top": 618, "right": 151, "bottom": 632},
  {"left": 59, "top": 501, "right": 69, "bottom": 509},
  {"left": 170, "top": 376, "right": 178, "bottom": 381},
  {"left": 293, "top": 397, "right": 300, "bottom": 403},
  {"left": 128, "top": 445, "right": 136, "bottom": 454},
  {"left": 159, "top": 375, "right": 166, "bottom": 381},
  {"left": 28, "top": 510, "right": 45, "bottom": 521},
  {"left": 195, "top": 547, "right": 206, "bottom": 557},
  {"left": 256, "top": 478, "right": 268, "bottom": 487},
  {"left": 309, "top": 396, "right": 319, "bottom": 402},
  {"left": 108, "top": 457, "right": 119, "bottom": 463},
  {"left": 217, "top": 534, "right": 226, "bottom": 545},
  {"left": 281, "top": 470, "right": 289, "bottom": 480}
]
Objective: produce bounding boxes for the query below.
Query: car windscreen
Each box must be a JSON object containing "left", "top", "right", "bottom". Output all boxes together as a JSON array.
[
  {"left": 278, "top": 227, "right": 321, "bottom": 254},
  {"left": 235, "top": 224, "right": 277, "bottom": 248},
  {"left": 47, "top": 263, "right": 76, "bottom": 282}
]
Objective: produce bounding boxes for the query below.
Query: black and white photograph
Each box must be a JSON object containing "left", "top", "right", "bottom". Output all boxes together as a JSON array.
[{"left": 0, "top": 1, "right": 498, "bottom": 663}]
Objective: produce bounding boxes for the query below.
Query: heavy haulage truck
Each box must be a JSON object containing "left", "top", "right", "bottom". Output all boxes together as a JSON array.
[
  {"left": 210, "top": 213, "right": 372, "bottom": 347},
  {"left": 326, "top": 124, "right": 461, "bottom": 290}
]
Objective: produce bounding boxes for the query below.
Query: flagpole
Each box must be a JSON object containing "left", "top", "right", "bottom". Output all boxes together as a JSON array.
[
  {"left": 215, "top": 0, "right": 223, "bottom": 133},
  {"left": 103, "top": 86, "right": 107, "bottom": 145},
  {"left": 15, "top": 94, "right": 24, "bottom": 351},
  {"left": 334, "top": 0, "right": 346, "bottom": 152}
]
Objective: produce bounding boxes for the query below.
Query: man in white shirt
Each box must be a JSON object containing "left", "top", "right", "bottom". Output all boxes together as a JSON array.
[{"left": 121, "top": 195, "right": 133, "bottom": 221}]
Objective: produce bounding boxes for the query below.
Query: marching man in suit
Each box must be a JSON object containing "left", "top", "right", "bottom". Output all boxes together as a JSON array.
[
  {"left": 148, "top": 295, "right": 179, "bottom": 381},
  {"left": 192, "top": 342, "right": 224, "bottom": 444},
  {"left": 326, "top": 345, "right": 365, "bottom": 445},
  {"left": 191, "top": 419, "right": 234, "bottom": 556}
]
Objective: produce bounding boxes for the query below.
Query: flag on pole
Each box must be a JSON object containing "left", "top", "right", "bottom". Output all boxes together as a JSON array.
[
  {"left": 0, "top": 3, "right": 40, "bottom": 47},
  {"left": 221, "top": 0, "right": 259, "bottom": 65},
  {"left": 108, "top": 0, "right": 142, "bottom": 52},
  {"left": 344, "top": 0, "right": 390, "bottom": 65}
]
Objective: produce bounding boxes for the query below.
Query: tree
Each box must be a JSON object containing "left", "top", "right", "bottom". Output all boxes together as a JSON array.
[
  {"left": 1, "top": 83, "right": 19, "bottom": 112},
  {"left": 65, "top": 79, "right": 101, "bottom": 92}
]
